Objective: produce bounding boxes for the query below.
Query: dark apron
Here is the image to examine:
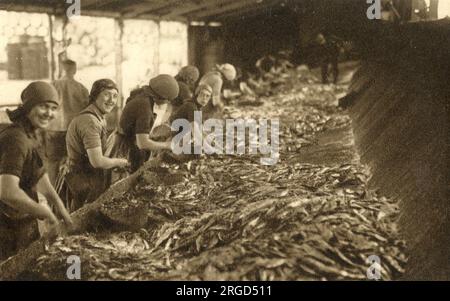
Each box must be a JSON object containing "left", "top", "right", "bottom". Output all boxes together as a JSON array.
[
  {"left": 0, "top": 125, "right": 42, "bottom": 261},
  {"left": 201, "top": 101, "right": 223, "bottom": 121},
  {"left": 64, "top": 111, "right": 109, "bottom": 212},
  {"left": 0, "top": 214, "right": 39, "bottom": 261},
  {"left": 108, "top": 128, "right": 150, "bottom": 175}
]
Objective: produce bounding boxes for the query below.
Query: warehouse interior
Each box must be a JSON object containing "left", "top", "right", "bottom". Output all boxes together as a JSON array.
[{"left": 0, "top": 0, "right": 448, "bottom": 281}]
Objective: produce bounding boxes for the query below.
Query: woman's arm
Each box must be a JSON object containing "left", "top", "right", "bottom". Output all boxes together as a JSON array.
[
  {"left": 36, "top": 174, "right": 73, "bottom": 227},
  {"left": 87, "top": 147, "right": 128, "bottom": 169},
  {"left": 211, "top": 77, "right": 223, "bottom": 106},
  {"left": 136, "top": 134, "right": 172, "bottom": 151},
  {"left": 0, "top": 174, "right": 58, "bottom": 224}
]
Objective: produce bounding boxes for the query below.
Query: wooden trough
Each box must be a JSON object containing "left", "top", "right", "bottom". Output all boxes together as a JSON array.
[{"left": 0, "top": 158, "right": 185, "bottom": 280}]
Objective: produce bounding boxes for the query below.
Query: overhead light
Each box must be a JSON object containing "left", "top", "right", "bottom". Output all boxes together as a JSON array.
[
  {"left": 208, "top": 22, "right": 222, "bottom": 27},
  {"left": 190, "top": 21, "right": 206, "bottom": 26}
]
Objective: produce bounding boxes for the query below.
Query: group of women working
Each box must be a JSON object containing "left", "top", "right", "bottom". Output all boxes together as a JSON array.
[{"left": 0, "top": 63, "right": 236, "bottom": 260}]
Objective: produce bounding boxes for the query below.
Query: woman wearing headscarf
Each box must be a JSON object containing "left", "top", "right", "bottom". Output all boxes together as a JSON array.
[
  {"left": 171, "top": 83, "right": 213, "bottom": 125},
  {"left": 169, "top": 83, "right": 219, "bottom": 155},
  {"left": 0, "top": 82, "right": 73, "bottom": 260},
  {"left": 172, "top": 65, "right": 200, "bottom": 109},
  {"left": 198, "top": 63, "right": 237, "bottom": 120},
  {"left": 64, "top": 79, "right": 128, "bottom": 211},
  {"left": 106, "top": 74, "right": 179, "bottom": 176}
]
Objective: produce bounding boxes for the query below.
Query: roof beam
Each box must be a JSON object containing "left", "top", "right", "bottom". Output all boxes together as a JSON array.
[
  {"left": 161, "top": 0, "right": 233, "bottom": 19},
  {"left": 0, "top": 3, "right": 64, "bottom": 14},
  {"left": 214, "top": 0, "right": 289, "bottom": 21},
  {"left": 137, "top": 13, "right": 188, "bottom": 22},
  {"left": 79, "top": 0, "right": 102, "bottom": 8},
  {"left": 122, "top": 0, "right": 181, "bottom": 18},
  {"left": 186, "top": 0, "right": 275, "bottom": 20},
  {"left": 80, "top": 0, "right": 120, "bottom": 10}
]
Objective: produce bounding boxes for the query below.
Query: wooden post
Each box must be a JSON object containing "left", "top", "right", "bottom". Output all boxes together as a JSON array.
[
  {"left": 153, "top": 20, "right": 160, "bottom": 76},
  {"left": 187, "top": 25, "right": 198, "bottom": 67},
  {"left": 429, "top": 0, "right": 439, "bottom": 19},
  {"left": 114, "top": 17, "right": 124, "bottom": 128},
  {"left": 48, "top": 13, "right": 56, "bottom": 81}
]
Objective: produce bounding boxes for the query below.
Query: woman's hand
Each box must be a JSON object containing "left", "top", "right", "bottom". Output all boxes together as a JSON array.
[
  {"left": 60, "top": 209, "right": 74, "bottom": 231},
  {"left": 39, "top": 203, "right": 59, "bottom": 226},
  {"left": 114, "top": 158, "right": 129, "bottom": 168},
  {"left": 164, "top": 140, "right": 173, "bottom": 150}
]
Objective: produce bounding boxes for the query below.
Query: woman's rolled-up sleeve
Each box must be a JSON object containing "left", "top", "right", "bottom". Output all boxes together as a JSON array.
[
  {"left": 79, "top": 118, "right": 103, "bottom": 150},
  {"left": 0, "top": 135, "right": 27, "bottom": 178}
]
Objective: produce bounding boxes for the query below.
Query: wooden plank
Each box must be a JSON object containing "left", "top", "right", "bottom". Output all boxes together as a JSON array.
[
  {"left": 214, "top": 0, "right": 287, "bottom": 21},
  {"left": 162, "top": 0, "right": 233, "bottom": 19},
  {"left": 186, "top": 0, "right": 269, "bottom": 19},
  {"left": 80, "top": 0, "right": 121, "bottom": 10},
  {"left": 429, "top": 0, "right": 439, "bottom": 19},
  {"left": 48, "top": 13, "right": 56, "bottom": 81},
  {"left": 78, "top": 0, "right": 106, "bottom": 9},
  {"left": 0, "top": 158, "right": 163, "bottom": 280},
  {"left": 0, "top": 3, "right": 124, "bottom": 18},
  {"left": 137, "top": 13, "right": 187, "bottom": 22},
  {"left": 122, "top": 0, "right": 182, "bottom": 18},
  {"left": 153, "top": 21, "right": 161, "bottom": 75},
  {"left": 0, "top": 3, "right": 64, "bottom": 14},
  {"left": 114, "top": 17, "right": 124, "bottom": 111},
  {"left": 0, "top": 1, "right": 186, "bottom": 20}
]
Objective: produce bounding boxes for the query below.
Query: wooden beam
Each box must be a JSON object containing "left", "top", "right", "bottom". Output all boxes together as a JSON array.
[
  {"left": 114, "top": 18, "right": 124, "bottom": 111},
  {"left": 429, "top": 0, "right": 439, "bottom": 19},
  {"left": 0, "top": 1, "right": 189, "bottom": 21},
  {"left": 48, "top": 14, "right": 56, "bottom": 81},
  {"left": 162, "top": 0, "right": 233, "bottom": 19},
  {"left": 122, "top": 0, "right": 182, "bottom": 18},
  {"left": 0, "top": 157, "right": 185, "bottom": 280},
  {"left": 74, "top": 8, "right": 123, "bottom": 18},
  {"left": 137, "top": 13, "right": 188, "bottom": 23},
  {"left": 186, "top": 0, "right": 274, "bottom": 20},
  {"left": 0, "top": 3, "right": 64, "bottom": 14},
  {"left": 153, "top": 21, "right": 161, "bottom": 75},
  {"left": 0, "top": 168, "right": 141, "bottom": 280},
  {"left": 78, "top": 0, "right": 104, "bottom": 9},
  {"left": 80, "top": 0, "right": 121, "bottom": 10},
  {"left": 213, "top": 0, "right": 288, "bottom": 21},
  {"left": 0, "top": 3, "right": 122, "bottom": 18}
]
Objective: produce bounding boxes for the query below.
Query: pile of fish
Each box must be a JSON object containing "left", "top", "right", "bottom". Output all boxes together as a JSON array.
[{"left": 29, "top": 67, "right": 407, "bottom": 280}]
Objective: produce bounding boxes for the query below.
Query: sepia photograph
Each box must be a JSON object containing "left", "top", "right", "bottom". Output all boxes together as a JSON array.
[{"left": 0, "top": 0, "right": 448, "bottom": 285}]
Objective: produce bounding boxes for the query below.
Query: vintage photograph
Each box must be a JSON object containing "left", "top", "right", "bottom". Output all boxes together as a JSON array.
[{"left": 0, "top": 0, "right": 448, "bottom": 282}]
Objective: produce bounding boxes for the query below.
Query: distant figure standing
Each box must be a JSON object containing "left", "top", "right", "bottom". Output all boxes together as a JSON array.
[
  {"left": 198, "top": 63, "right": 237, "bottom": 120},
  {"left": 46, "top": 60, "right": 89, "bottom": 185},
  {"left": 315, "top": 33, "right": 340, "bottom": 85},
  {"left": 51, "top": 60, "right": 89, "bottom": 130}
]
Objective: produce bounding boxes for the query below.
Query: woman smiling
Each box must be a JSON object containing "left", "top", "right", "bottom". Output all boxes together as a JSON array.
[
  {"left": 0, "top": 81, "right": 73, "bottom": 261},
  {"left": 64, "top": 79, "right": 128, "bottom": 211}
]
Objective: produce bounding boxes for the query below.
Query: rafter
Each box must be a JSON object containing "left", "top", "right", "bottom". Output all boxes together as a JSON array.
[
  {"left": 161, "top": 0, "right": 233, "bottom": 19},
  {"left": 186, "top": 0, "right": 272, "bottom": 20},
  {"left": 121, "top": 0, "right": 181, "bottom": 18}
]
